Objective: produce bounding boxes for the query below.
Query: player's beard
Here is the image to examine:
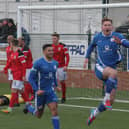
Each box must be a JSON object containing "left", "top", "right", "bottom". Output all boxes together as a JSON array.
[{"left": 46, "top": 54, "right": 53, "bottom": 61}]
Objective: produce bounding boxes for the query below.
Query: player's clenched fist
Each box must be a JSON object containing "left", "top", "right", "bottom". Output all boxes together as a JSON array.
[{"left": 36, "top": 90, "right": 44, "bottom": 96}]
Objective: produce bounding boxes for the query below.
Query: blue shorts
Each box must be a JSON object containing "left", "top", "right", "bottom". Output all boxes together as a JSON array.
[
  {"left": 35, "top": 90, "right": 58, "bottom": 111},
  {"left": 95, "top": 63, "right": 118, "bottom": 89},
  {"left": 95, "top": 63, "right": 104, "bottom": 81}
]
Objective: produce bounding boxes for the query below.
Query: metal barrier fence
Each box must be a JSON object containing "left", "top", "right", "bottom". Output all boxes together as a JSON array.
[
  {"left": 29, "top": 33, "right": 129, "bottom": 71},
  {"left": 30, "top": 33, "right": 90, "bottom": 70},
  {"left": 0, "top": 33, "right": 128, "bottom": 71}
]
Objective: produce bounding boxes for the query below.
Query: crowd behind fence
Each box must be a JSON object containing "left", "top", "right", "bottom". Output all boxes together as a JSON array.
[{"left": 0, "top": 18, "right": 30, "bottom": 46}]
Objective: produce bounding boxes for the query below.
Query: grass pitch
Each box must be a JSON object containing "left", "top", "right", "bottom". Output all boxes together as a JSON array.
[{"left": 0, "top": 83, "right": 128, "bottom": 129}]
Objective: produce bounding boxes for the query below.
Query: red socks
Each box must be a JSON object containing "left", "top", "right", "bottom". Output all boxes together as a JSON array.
[
  {"left": 21, "top": 92, "right": 28, "bottom": 102},
  {"left": 24, "top": 83, "right": 34, "bottom": 101},
  {"left": 9, "top": 92, "right": 18, "bottom": 108},
  {"left": 15, "top": 91, "right": 19, "bottom": 104},
  {"left": 60, "top": 81, "right": 66, "bottom": 99}
]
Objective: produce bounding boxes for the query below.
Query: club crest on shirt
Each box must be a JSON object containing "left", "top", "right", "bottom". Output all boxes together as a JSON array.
[
  {"left": 54, "top": 65, "right": 57, "bottom": 69},
  {"left": 105, "top": 45, "right": 110, "bottom": 51},
  {"left": 13, "top": 56, "right": 16, "bottom": 59},
  {"left": 58, "top": 47, "right": 61, "bottom": 51},
  {"left": 110, "top": 37, "right": 115, "bottom": 42}
]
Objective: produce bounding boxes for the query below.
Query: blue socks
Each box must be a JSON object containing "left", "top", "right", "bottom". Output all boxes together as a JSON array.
[
  {"left": 105, "top": 77, "right": 117, "bottom": 93},
  {"left": 27, "top": 104, "right": 36, "bottom": 115},
  {"left": 98, "top": 103, "right": 106, "bottom": 112},
  {"left": 52, "top": 116, "right": 60, "bottom": 129},
  {"left": 27, "top": 104, "right": 60, "bottom": 129}
]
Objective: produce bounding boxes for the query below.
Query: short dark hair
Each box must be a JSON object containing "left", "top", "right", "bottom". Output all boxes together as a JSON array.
[
  {"left": 42, "top": 44, "right": 52, "bottom": 51},
  {"left": 102, "top": 17, "right": 112, "bottom": 24},
  {"left": 51, "top": 32, "right": 60, "bottom": 38},
  {"left": 18, "top": 36, "right": 25, "bottom": 41},
  {"left": 11, "top": 39, "right": 19, "bottom": 46},
  {"left": 8, "top": 19, "right": 14, "bottom": 25}
]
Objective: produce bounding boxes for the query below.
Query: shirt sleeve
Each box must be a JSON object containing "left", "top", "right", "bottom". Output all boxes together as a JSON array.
[
  {"left": 85, "top": 35, "right": 97, "bottom": 58},
  {"left": 29, "top": 61, "right": 39, "bottom": 92},
  {"left": 64, "top": 46, "right": 70, "bottom": 67},
  {"left": 115, "top": 33, "right": 129, "bottom": 48},
  {"left": 53, "top": 61, "right": 58, "bottom": 87},
  {"left": 4, "top": 58, "right": 11, "bottom": 74},
  {"left": 121, "top": 36, "right": 129, "bottom": 48},
  {"left": 18, "top": 50, "right": 26, "bottom": 77}
]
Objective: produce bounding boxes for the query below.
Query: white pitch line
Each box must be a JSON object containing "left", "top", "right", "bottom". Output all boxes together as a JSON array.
[
  {"left": 59, "top": 104, "right": 129, "bottom": 113},
  {"left": 59, "top": 97, "right": 129, "bottom": 104}
]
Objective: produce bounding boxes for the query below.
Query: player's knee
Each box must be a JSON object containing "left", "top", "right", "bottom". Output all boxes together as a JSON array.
[
  {"left": 106, "top": 68, "right": 117, "bottom": 78},
  {"left": 104, "top": 67, "right": 117, "bottom": 78},
  {"left": 110, "top": 70, "right": 117, "bottom": 78},
  {"left": 51, "top": 107, "right": 58, "bottom": 116}
]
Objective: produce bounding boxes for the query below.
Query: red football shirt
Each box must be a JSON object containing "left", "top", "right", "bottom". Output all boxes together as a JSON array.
[
  {"left": 4, "top": 50, "right": 26, "bottom": 80},
  {"left": 52, "top": 43, "right": 70, "bottom": 68},
  {"left": 21, "top": 45, "right": 33, "bottom": 69}
]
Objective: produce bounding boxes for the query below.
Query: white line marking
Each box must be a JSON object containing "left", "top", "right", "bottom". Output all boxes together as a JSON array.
[
  {"left": 59, "top": 104, "right": 129, "bottom": 113},
  {"left": 59, "top": 97, "right": 129, "bottom": 104}
]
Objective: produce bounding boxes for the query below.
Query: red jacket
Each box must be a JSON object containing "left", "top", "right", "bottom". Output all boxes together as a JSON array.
[
  {"left": 21, "top": 45, "right": 33, "bottom": 69},
  {"left": 52, "top": 43, "right": 70, "bottom": 68},
  {"left": 4, "top": 49, "right": 26, "bottom": 80}
]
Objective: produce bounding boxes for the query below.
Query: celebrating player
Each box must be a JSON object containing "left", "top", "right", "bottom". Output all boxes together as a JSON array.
[
  {"left": 83, "top": 18, "right": 129, "bottom": 126},
  {"left": 6, "top": 35, "right": 20, "bottom": 106},
  {"left": 23, "top": 44, "right": 61, "bottom": 129},
  {"left": 1, "top": 39, "right": 29, "bottom": 113},
  {"left": 18, "top": 37, "right": 34, "bottom": 101},
  {"left": 6, "top": 35, "right": 14, "bottom": 87},
  {"left": 52, "top": 32, "right": 70, "bottom": 103}
]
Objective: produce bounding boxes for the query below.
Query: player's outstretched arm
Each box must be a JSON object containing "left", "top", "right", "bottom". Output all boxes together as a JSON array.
[
  {"left": 113, "top": 35, "right": 129, "bottom": 48},
  {"left": 121, "top": 39, "right": 129, "bottom": 48}
]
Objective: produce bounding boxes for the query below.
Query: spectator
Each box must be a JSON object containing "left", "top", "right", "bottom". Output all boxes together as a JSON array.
[
  {"left": 8, "top": 19, "right": 17, "bottom": 38},
  {"left": 21, "top": 27, "right": 30, "bottom": 47},
  {"left": 0, "top": 19, "right": 8, "bottom": 43}
]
